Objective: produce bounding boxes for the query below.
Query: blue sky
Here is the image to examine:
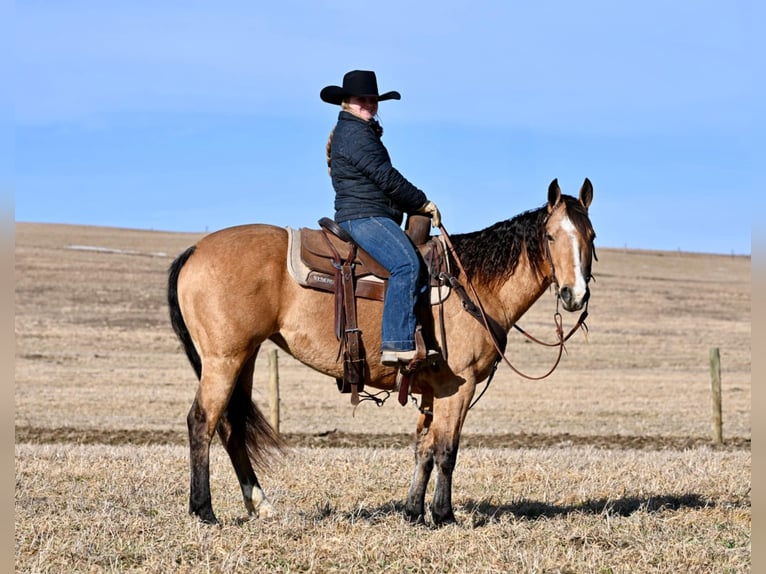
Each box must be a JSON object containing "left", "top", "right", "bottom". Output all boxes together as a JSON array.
[{"left": 14, "top": 1, "right": 760, "bottom": 254}]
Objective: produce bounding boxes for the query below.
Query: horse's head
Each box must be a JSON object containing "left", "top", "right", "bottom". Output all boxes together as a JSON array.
[{"left": 543, "top": 178, "right": 596, "bottom": 312}]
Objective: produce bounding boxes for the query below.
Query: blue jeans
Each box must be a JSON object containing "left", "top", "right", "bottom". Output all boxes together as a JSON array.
[{"left": 339, "top": 217, "right": 423, "bottom": 352}]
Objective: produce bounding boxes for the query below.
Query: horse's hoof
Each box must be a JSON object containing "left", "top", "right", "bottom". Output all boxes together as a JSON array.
[
  {"left": 404, "top": 510, "right": 426, "bottom": 525},
  {"left": 431, "top": 511, "right": 457, "bottom": 527},
  {"left": 194, "top": 510, "right": 219, "bottom": 525},
  {"left": 189, "top": 508, "right": 220, "bottom": 524}
]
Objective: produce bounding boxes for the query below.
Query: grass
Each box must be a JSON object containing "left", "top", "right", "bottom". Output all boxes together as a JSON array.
[{"left": 16, "top": 444, "right": 750, "bottom": 573}]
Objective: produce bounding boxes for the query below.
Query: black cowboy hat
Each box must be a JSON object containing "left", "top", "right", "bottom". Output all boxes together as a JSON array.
[{"left": 320, "top": 70, "right": 401, "bottom": 105}]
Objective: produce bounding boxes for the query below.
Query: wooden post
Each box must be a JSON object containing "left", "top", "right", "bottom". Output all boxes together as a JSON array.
[
  {"left": 709, "top": 347, "right": 722, "bottom": 445},
  {"left": 268, "top": 349, "right": 280, "bottom": 434}
]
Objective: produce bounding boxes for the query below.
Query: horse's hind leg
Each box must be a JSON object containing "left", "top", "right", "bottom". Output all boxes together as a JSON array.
[
  {"left": 216, "top": 349, "right": 278, "bottom": 519},
  {"left": 187, "top": 355, "right": 244, "bottom": 524}
]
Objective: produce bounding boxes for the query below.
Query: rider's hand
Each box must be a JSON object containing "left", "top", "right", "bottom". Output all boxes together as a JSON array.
[{"left": 420, "top": 201, "right": 441, "bottom": 228}]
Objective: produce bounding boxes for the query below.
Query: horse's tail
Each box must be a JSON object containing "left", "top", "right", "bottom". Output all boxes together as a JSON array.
[
  {"left": 224, "top": 378, "right": 285, "bottom": 468},
  {"left": 168, "top": 245, "right": 202, "bottom": 380}
]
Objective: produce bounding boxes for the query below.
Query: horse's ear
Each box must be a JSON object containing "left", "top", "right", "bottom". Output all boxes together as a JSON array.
[
  {"left": 579, "top": 178, "right": 593, "bottom": 210},
  {"left": 547, "top": 178, "right": 561, "bottom": 211}
]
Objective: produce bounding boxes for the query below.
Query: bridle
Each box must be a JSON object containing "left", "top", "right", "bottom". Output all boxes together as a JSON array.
[
  {"left": 515, "top": 218, "right": 591, "bottom": 351},
  {"left": 436, "top": 221, "right": 591, "bottom": 408}
]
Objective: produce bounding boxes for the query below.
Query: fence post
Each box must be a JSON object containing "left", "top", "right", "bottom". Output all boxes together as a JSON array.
[
  {"left": 709, "top": 347, "right": 722, "bottom": 445},
  {"left": 268, "top": 349, "right": 280, "bottom": 434}
]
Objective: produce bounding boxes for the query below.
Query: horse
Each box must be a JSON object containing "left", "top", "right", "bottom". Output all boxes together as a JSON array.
[{"left": 167, "top": 177, "right": 596, "bottom": 526}]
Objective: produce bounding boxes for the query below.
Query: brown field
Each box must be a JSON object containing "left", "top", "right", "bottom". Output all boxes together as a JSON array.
[{"left": 15, "top": 222, "right": 751, "bottom": 572}]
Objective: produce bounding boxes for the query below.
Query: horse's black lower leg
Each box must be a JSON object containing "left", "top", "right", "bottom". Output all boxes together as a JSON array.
[
  {"left": 217, "top": 422, "right": 275, "bottom": 518},
  {"left": 431, "top": 439, "right": 459, "bottom": 525},
  {"left": 406, "top": 404, "right": 435, "bottom": 523},
  {"left": 187, "top": 398, "right": 218, "bottom": 524},
  {"left": 217, "top": 416, "right": 258, "bottom": 509},
  {"left": 406, "top": 444, "right": 434, "bottom": 523}
]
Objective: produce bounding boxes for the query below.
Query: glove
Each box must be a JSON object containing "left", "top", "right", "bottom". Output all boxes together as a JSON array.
[{"left": 420, "top": 200, "right": 441, "bottom": 228}]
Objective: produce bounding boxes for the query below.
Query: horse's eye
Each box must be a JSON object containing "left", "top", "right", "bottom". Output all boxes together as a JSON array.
[{"left": 546, "top": 233, "right": 555, "bottom": 242}]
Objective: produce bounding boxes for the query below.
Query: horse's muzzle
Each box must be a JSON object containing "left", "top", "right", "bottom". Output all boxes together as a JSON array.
[{"left": 559, "top": 285, "right": 589, "bottom": 311}]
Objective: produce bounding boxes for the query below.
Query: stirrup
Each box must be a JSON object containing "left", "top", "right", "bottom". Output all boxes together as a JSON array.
[{"left": 380, "top": 349, "right": 440, "bottom": 367}]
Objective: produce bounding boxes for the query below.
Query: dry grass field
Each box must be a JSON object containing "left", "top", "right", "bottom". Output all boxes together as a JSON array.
[{"left": 15, "top": 222, "right": 751, "bottom": 572}]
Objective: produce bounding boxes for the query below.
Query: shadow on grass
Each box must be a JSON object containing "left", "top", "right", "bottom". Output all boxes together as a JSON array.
[
  {"left": 463, "top": 493, "right": 711, "bottom": 526},
  {"left": 303, "top": 493, "right": 714, "bottom": 528}
]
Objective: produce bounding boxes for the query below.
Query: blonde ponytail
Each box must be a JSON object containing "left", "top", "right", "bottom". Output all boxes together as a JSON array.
[{"left": 325, "top": 127, "right": 335, "bottom": 177}]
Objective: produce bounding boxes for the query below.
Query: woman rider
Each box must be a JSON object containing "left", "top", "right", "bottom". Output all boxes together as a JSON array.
[{"left": 321, "top": 70, "right": 440, "bottom": 366}]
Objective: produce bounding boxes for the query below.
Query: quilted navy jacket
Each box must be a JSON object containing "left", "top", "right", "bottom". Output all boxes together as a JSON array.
[{"left": 329, "top": 111, "right": 427, "bottom": 224}]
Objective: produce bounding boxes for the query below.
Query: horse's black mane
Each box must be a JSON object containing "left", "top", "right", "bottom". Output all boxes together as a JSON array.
[{"left": 449, "top": 195, "right": 592, "bottom": 285}]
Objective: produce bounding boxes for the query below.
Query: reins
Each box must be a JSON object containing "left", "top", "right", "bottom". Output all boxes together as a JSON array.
[{"left": 436, "top": 223, "right": 590, "bottom": 398}]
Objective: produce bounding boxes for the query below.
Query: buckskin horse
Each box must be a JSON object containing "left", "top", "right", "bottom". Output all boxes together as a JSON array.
[{"left": 167, "top": 177, "right": 596, "bottom": 525}]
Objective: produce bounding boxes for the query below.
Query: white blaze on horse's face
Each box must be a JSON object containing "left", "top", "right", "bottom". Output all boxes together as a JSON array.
[
  {"left": 559, "top": 215, "right": 589, "bottom": 308},
  {"left": 545, "top": 178, "right": 594, "bottom": 312},
  {"left": 546, "top": 210, "right": 588, "bottom": 311}
]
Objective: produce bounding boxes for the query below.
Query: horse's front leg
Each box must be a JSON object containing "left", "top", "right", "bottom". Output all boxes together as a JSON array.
[
  {"left": 430, "top": 431, "right": 459, "bottom": 525},
  {"left": 429, "top": 378, "right": 475, "bottom": 526},
  {"left": 405, "top": 393, "right": 434, "bottom": 523}
]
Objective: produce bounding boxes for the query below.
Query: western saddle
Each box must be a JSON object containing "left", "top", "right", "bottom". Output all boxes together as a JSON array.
[{"left": 291, "top": 214, "right": 449, "bottom": 404}]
